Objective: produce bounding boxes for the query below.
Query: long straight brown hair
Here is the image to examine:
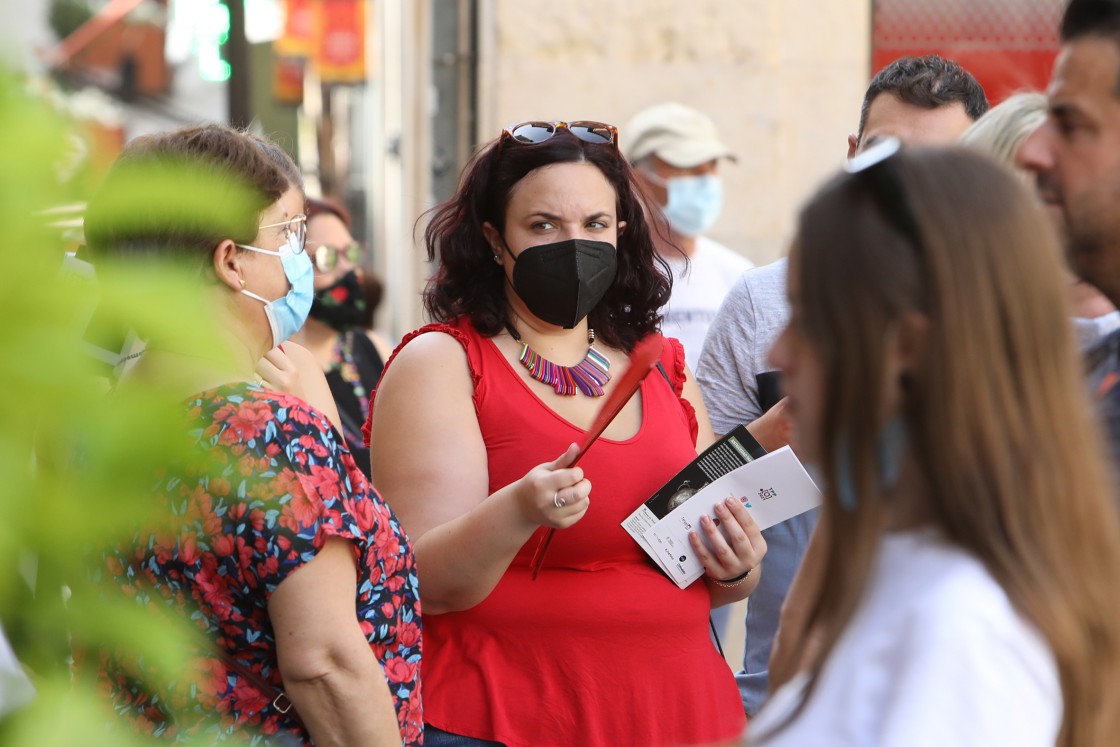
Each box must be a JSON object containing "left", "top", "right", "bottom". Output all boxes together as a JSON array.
[{"left": 780, "top": 146, "right": 1120, "bottom": 746}]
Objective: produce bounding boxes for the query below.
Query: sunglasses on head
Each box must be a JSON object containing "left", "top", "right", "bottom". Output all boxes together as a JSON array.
[
  {"left": 498, "top": 121, "right": 618, "bottom": 152},
  {"left": 311, "top": 241, "right": 362, "bottom": 273},
  {"left": 844, "top": 137, "right": 923, "bottom": 251}
]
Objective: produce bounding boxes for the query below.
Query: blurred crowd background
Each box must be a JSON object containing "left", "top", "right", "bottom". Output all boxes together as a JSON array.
[
  {"left": 1, "top": 0, "right": 1066, "bottom": 342},
  {"left": 0, "top": 3, "right": 1080, "bottom": 743}
]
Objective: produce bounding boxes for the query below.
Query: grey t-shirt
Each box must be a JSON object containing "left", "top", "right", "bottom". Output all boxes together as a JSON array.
[
  {"left": 695, "top": 256, "right": 820, "bottom": 717},
  {"left": 696, "top": 257, "right": 790, "bottom": 433}
]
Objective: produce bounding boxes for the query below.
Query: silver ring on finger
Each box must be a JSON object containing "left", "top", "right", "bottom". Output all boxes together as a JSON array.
[{"left": 553, "top": 491, "right": 565, "bottom": 509}]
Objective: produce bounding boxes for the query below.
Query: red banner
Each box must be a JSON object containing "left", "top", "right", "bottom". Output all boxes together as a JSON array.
[
  {"left": 316, "top": 0, "right": 367, "bottom": 84},
  {"left": 275, "top": 0, "right": 318, "bottom": 58},
  {"left": 272, "top": 54, "right": 306, "bottom": 105},
  {"left": 871, "top": 0, "right": 1062, "bottom": 105}
]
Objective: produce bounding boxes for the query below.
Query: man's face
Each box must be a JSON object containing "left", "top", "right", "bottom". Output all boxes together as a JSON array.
[
  {"left": 847, "top": 93, "right": 974, "bottom": 157},
  {"left": 1017, "top": 37, "right": 1120, "bottom": 305}
]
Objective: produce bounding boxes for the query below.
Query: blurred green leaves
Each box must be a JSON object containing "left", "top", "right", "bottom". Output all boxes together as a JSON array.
[{"left": 0, "top": 69, "right": 246, "bottom": 744}]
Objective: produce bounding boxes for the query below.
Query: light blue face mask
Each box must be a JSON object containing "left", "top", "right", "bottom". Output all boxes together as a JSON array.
[
  {"left": 237, "top": 232, "right": 314, "bottom": 347},
  {"left": 661, "top": 173, "right": 724, "bottom": 238}
]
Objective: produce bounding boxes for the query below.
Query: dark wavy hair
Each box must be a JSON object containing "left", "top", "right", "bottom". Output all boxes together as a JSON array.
[{"left": 422, "top": 129, "right": 670, "bottom": 352}]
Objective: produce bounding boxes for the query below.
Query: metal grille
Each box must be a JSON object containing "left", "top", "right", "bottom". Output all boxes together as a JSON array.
[{"left": 874, "top": 0, "right": 1063, "bottom": 51}]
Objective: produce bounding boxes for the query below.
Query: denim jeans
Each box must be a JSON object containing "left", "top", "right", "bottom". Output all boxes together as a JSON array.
[{"left": 424, "top": 724, "right": 505, "bottom": 746}]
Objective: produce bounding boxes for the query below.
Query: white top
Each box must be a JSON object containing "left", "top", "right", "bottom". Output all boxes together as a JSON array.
[
  {"left": 1073, "top": 310, "right": 1120, "bottom": 351},
  {"left": 749, "top": 528, "right": 1061, "bottom": 747},
  {"left": 659, "top": 235, "right": 753, "bottom": 372},
  {"left": 0, "top": 625, "right": 34, "bottom": 719}
]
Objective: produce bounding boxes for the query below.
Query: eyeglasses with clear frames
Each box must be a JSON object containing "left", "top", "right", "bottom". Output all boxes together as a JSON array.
[{"left": 258, "top": 214, "right": 308, "bottom": 253}]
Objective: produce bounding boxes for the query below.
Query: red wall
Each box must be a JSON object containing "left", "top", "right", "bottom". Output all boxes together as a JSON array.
[{"left": 871, "top": 0, "right": 1065, "bottom": 104}]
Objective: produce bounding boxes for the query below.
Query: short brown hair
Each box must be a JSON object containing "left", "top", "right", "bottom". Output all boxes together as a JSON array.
[
  {"left": 84, "top": 125, "right": 302, "bottom": 267},
  {"left": 857, "top": 55, "right": 989, "bottom": 146},
  {"left": 1061, "top": 0, "right": 1120, "bottom": 97}
]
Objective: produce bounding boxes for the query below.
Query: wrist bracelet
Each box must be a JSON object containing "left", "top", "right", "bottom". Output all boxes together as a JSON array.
[{"left": 712, "top": 567, "right": 753, "bottom": 588}]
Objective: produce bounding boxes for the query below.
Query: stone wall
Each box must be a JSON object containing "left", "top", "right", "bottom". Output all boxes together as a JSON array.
[{"left": 476, "top": 0, "right": 871, "bottom": 265}]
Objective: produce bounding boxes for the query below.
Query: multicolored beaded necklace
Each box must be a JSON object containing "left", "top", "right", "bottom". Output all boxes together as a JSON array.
[{"left": 505, "top": 323, "right": 611, "bottom": 397}]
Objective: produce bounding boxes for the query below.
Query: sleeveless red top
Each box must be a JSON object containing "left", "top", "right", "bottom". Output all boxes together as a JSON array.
[{"left": 366, "top": 317, "right": 746, "bottom": 747}]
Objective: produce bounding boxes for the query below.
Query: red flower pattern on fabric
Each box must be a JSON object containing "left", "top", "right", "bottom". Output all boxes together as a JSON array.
[
  {"left": 222, "top": 400, "right": 275, "bottom": 442},
  {"left": 97, "top": 383, "right": 422, "bottom": 745}
]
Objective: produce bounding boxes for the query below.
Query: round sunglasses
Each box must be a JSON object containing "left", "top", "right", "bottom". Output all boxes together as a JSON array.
[
  {"left": 499, "top": 121, "right": 618, "bottom": 150},
  {"left": 311, "top": 241, "right": 363, "bottom": 273}
]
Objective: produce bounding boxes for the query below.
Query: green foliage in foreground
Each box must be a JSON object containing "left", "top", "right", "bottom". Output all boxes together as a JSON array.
[{"left": 0, "top": 70, "right": 251, "bottom": 745}]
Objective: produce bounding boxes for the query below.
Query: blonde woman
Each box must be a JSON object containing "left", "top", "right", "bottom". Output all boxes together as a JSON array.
[{"left": 959, "top": 90, "right": 1047, "bottom": 164}]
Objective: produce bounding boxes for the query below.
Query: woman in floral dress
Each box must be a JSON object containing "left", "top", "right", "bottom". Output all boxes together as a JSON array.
[{"left": 82, "top": 124, "right": 421, "bottom": 746}]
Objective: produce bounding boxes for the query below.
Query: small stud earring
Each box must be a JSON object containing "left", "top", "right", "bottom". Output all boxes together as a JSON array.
[
  {"left": 493, "top": 254, "right": 501, "bottom": 264},
  {"left": 239, "top": 278, "right": 246, "bottom": 289}
]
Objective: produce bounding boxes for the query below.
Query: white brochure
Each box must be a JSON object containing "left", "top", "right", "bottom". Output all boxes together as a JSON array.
[{"left": 641, "top": 446, "right": 822, "bottom": 589}]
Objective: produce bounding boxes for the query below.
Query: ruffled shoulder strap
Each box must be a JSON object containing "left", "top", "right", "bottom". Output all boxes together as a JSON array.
[
  {"left": 654, "top": 334, "right": 698, "bottom": 446},
  {"left": 362, "top": 317, "right": 481, "bottom": 446},
  {"left": 659, "top": 335, "right": 688, "bottom": 395}
]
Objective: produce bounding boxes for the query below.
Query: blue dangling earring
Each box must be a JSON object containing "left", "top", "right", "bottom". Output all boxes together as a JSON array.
[
  {"left": 875, "top": 415, "right": 908, "bottom": 489},
  {"left": 834, "top": 437, "right": 858, "bottom": 511},
  {"left": 833, "top": 415, "right": 908, "bottom": 512}
]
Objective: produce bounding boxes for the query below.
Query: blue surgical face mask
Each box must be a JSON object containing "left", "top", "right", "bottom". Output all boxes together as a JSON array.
[
  {"left": 660, "top": 173, "right": 724, "bottom": 238},
  {"left": 237, "top": 232, "right": 314, "bottom": 347}
]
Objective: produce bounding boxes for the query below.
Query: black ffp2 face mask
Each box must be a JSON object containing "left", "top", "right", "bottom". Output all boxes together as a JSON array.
[{"left": 503, "top": 238, "right": 618, "bottom": 328}]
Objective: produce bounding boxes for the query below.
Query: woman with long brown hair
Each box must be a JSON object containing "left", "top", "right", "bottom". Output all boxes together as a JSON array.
[{"left": 752, "top": 142, "right": 1120, "bottom": 746}]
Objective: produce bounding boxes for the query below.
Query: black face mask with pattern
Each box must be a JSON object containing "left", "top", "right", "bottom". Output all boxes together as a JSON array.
[
  {"left": 503, "top": 238, "right": 618, "bottom": 328},
  {"left": 308, "top": 270, "right": 367, "bottom": 331}
]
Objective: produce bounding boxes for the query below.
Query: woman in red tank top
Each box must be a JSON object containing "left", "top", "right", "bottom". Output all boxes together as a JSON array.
[{"left": 366, "top": 121, "right": 767, "bottom": 747}]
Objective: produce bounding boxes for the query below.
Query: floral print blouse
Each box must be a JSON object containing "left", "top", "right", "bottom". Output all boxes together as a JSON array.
[{"left": 98, "top": 383, "right": 422, "bottom": 745}]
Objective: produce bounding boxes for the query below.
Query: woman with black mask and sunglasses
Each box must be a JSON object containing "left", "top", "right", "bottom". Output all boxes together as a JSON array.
[
  {"left": 290, "top": 197, "right": 393, "bottom": 479},
  {"left": 366, "top": 122, "right": 764, "bottom": 746}
]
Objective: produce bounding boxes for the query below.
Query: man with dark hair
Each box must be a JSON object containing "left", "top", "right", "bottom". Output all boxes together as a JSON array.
[
  {"left": 849, "top": 54, "right": 990, "bottom": 156},
  {"left": 1018, "top": 0, "right": 1120, "bottom": 463},
  {"left": 696, "top": 54, "right": 988, "bottom": 718}
]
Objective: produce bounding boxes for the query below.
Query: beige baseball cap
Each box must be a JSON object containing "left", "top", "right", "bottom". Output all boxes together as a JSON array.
[{"left": 622, "top": 102, "right": 735, "bottom": 168}]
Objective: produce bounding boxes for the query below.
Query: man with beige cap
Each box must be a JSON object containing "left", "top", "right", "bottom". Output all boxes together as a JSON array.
[{"left": 623, "top": 102, "right": 754, "bottom": 372}]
